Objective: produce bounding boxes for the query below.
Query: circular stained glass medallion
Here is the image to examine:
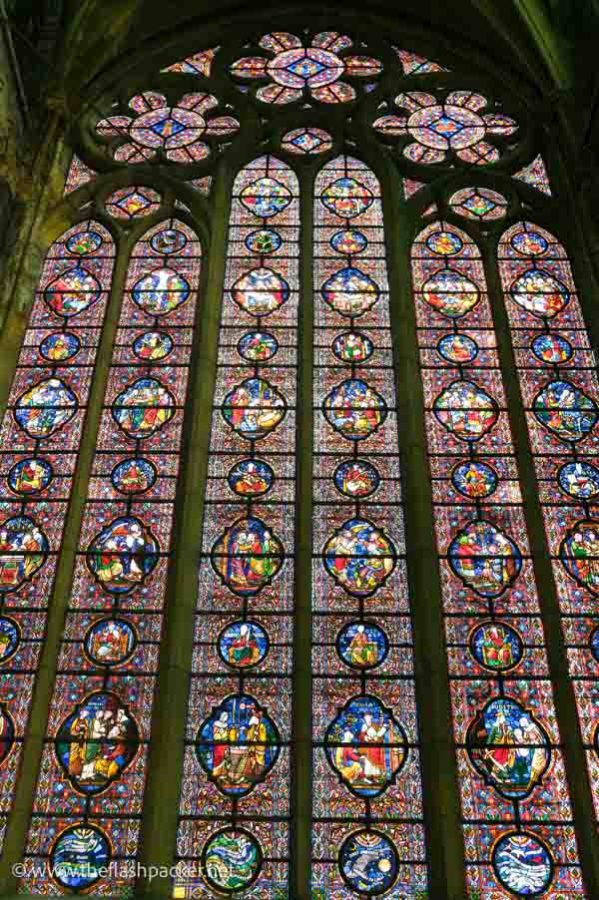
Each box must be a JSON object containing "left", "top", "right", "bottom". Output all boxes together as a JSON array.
[
  {"left": 111, "top": 458, "right": 157, "bottom": 494},
  {"left": 84, "top": 616, "right": 137, "bottom": 667},
  {"left": 8, "top": 458, "right": 53, "bottom": 495},
  {"left": 321, "top": 177, "right": 374, "bottom": 219},
  {"left": 150, "top": 228, "right": 187, "bottom": 255},
  {"left": 218, "top": 620, "right": 269, "bottom": 669},
  {"left": 437, "top": 333, "right": 479, "bottom": 365},
  {"left": 331, "top": 229, "right": 368, "bottom": 256},
  {"left": 531, "top": 333, "right": 573, "bottom": 365},
  {"left": 132, "top": 331, "right": 174, "bottom": 361},
  {"left": 245, "top": 229, "right": 282, "bottom": 255},
  {"left": 66, "top": 231, "right": 103, "bottom": 255},
  {"left": 202, "top": 827, "right": 262, "bottom": 893},
  {"left": 338, "top": 829, "right": 399, "bottom": 895},
  {"left": 451, "top": 460, "right": 498, "bottom": 499},
  {"left": 492, "top": 831, "right": 553, "bottom": 897},
  {"left": 50, "top": 825, "right": 111, "bottom": 891},
  {"left": 469, "top": 621, "right": 524, "bottom": 672},
  {"left": 557, "top": 461, "right": 599, "bottom": 501},
  {"left": 227, "top": 459, "right": 274, "bottom": 498},
  {"left": 237, "top": 331, "right": 279, "bottom": 362},
  {"left": 39, "top": 332, "right": 81, "bottom": 362},
  {"left": 336, "top": 621, "right": 389, "bottom": 670},
  {"left": 0, "top": 616, "right": 20, "bottom": 664},
  {"left": 426, "top": 230, "right": 463, "bottom": 256},
  {"left": 332, "top": 331, "right": 374, "bottom": 364},
  {"left": 333, "top": 459, "right": 380, "bottom": 499},
  {"left": 511, "top": 230, "right": 549, "bottom": 257}
]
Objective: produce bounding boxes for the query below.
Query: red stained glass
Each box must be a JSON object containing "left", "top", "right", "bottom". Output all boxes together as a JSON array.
[
  {"left": 21, "top": 219, "right": 201, "bottom": 892},
  {"left": 412, "top": 221, "right": 583, "bottom": 897},
  {"left": 0, "top": 222, "right": 115, "bottom": 852}
]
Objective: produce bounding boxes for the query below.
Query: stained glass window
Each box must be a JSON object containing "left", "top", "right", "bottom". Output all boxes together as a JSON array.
[
  {"left": 411, "top": 221, "right": 583, "bottom": 897},
  {"left": 174, "top": 156, "right": 298, "bottom": 895},
  {"left": 498, "top": 221, "right": 599, "bottom": 823},
  {"left": 312, "top": 156, "right": 428, "bottom": 896},
  {"left": 21, "top": 219, "right": 201, "bottom": 893},
  {"left": 0, "top": 222, "right": 115, "bottom": 852},
  {"left": 5, "top": 21, "right": 599, "bottom": 899}
]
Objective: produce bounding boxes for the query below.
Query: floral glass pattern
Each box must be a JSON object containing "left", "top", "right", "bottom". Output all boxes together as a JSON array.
[
  {"left": 230, "top": 31, "right": 382, "bottom": 104},
  {"left": 312, "top": 156, "right": 428, "bottom": 896},
  {"left": 174, "top": 157, "right": 298, "bottom": 895},
  {"left": 96, "top": 91, "right": 239, "bottom": 164},
  {"left": 374, "top": 91, "right": 517, "bottom": 165},
  {"left": 498, "top": 222, "right": 599, "bottom": 830},
  {"left": 0, "top": 222, "right": 115, "bottom": 852},
  {"left": 449, "top": 186, "right": 508, "bottom": 221},
  {"left": 21, "top": 220, "right": 201, "bottom": 892},
  {"left": 411, "top": 221, "right": 583, "bottom": 897},
  {"left": 281, "top": 126, "right": 333, "bottom": 155},
  {"left": 104, "top": 186, "right": 162, "bottom": 220}
]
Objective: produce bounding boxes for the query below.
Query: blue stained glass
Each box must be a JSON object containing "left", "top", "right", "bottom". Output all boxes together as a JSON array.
[
  {"left": 66, "top": 231, "right": 103, "bottom": 255},
  {"left": 150, "top": 228, "right": 187, "bottom": 255},
  {"left": 451, "top": 460, "right": 498, "bottom": 498},
  {"left": 84, "top": 617, "right": 137, "bottom": 666},
  {"left": 227, "top": 459, "right": 274, "bottom": 497},
  {"left": 111, "top": 457, "right": 157, "bottom": 494},
  {"left": 333, "top": 459, "right": 380, "bottom": 498},
  {"left": 532, "top": 380, "right": 597, "bottom": 442},
  {"left": 132, "top": 330, "right": 174, "bottom": 360},
  {"left": 0, "top": 616, "right": 20, "bottom": 663},
  {"left": 50, "top": 826, "right": 111, "bottom": 891},
  {"left": 531, "top": 333, "right": 573, "bottom": 364},
  {"left": 237, "top": 331, "right": 279, "bottom": 361},
  {"left": 218, "top": 620, "right": 269, "bottom": 668},
  {"left": 336, "top": 621, "right": 389, "bottom": 669},
  {"left": 492, "top": 832, "right": 553, "bottom": 896},
  {"left": 330, "top": 229, "right": 368, "bottom": 255},
  {"left": 39, "top": 332, "right": 81, "bottom": 362},
  {"left": 202, "top": 829, "right": 262, "bottom": 893},
  {"left": 469, "top": 621, "right": 523, "bottom": 672},
  {"left": 338, "top": 830, "right": 399, "bottom": 894},
  {"left": 558, "top": 461, "right": 599, "bottom": 500},
  {"left": 14, "top": 378, "right": 78, "bottom": 439},
  {"left": 8, "top": 458, "right": 53, "bottom": 495},
  {"left": 437, "top": 333, "right": 478, "bottom": 364},
  {"left": 87, "top": 516, "right": 159, "bottom": 594}
]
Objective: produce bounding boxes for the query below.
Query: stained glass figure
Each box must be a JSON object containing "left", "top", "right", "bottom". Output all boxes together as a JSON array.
[
  {"left": 0, "top": 221, "right": 115, "bottom": 852},
  {"left": 96, "top": 91, "right": 238, "bottom": 164},
  {"left": 412, "top": 220, "right": 583, "bottom": 897},
  {"left": 105, "top": 186, "right": 162, "bottom": 219},
  {"left": 498, "top": 221, "right": 599, "bottom": 836},
  {"left": 374, "top": 90, "right": 517, "bottom": 165},
  {"left": 230, "top": 32, "right": 382, "bottom": 104},
  {"left": 21, "top": 220, "right": 201, "bottom": 892},
  {"left": 175, "top": 157, "right": 298, "bottom": 895},
  {"left": 313, "top": 156, "right": 428, "bottom": 895}
]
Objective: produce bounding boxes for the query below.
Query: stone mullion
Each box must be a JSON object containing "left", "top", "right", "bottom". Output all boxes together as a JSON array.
[
  {"left": 377, "top": 150, "right": 467, "bottom": 899},
  {"left": 290, "top": 167, "right": 315, "bottom": 900},
  {"left": 0, "top": 223, "right": 135, "bottom": 896},
  {"left": 482, "top": 239, "right": 599, "bottom": 897},
  {"left": 135, "top": 165, "right": 232, "bottom": 898}
]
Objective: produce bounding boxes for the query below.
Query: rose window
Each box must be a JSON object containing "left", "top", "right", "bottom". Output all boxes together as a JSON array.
[
  {"left": 374, "top": 91, "right": 517, "bottom": 164},
  {"left": 96, "top": 91, "right": 239, "bottom": 164},
  {"left": 230, "top": 31, "right": 382, "bottom": 104}
]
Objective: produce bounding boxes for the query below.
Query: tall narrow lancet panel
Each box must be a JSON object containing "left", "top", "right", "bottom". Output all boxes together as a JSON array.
[
  {"left": 22, "top": 219, "right": 201, "bottom": 893},
  {"left": 498, "top": 222, "right": 599, "bottom": 822},
  {"left": 312, "top": 156, "right": 428, "bottom": 896},
  {"left": 174, "top": 157, "right": 298, "bottom": 895},
  {"left": 411, "top": 222, "right": 584, "bottom": 897},
  {"left": 0, "top": 222, "right": 115, "bottom": 849}
]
